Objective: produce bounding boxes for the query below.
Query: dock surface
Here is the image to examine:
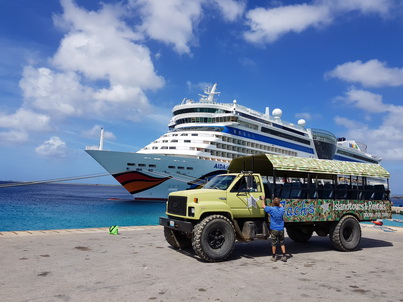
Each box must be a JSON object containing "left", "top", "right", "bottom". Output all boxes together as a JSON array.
[{"left": 1, "top": 225, "right": 403, "bottom": 301}]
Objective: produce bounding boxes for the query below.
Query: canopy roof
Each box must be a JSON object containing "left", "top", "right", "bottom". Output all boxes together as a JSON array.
[{"left": 228, "top": 154, "right": 390, "bottom": 178}]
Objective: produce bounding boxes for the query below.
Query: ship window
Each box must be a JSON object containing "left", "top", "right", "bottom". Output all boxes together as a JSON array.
[
  {"left": 127, "top": 163, "right": 135, "bottom": 166},
  {"left": 261, "top": 127, "right": 310, "bottom": 145},
  {"left": 187, "top": 167, "right": 193, "bottom": 170},
  {"left": 169, "top": 147, "right": 176, "bottom": 149},
  {"left": 161, "top": 146, "right": 168, "bottom": 149},
  {"left": 173, "top": 108, "right": 231, "bottom": 115},
  {"left": 148, "top": 164, "right": 156, "bottom": 168},
  {"left": 138, "top": 164, "right": 146, "bottom": 167},
  {"left": 192, "top": 133, "right": 198, "bottom": 136},
  {"left": 171, "top": 140, "right": 178, "bottom": 142},
  {"left": 168, "top": 166, "right": 175, "bottom": 169},
  {"left": 178, "top": 166, "right": 185, "bottom": 169},
  {"left": 180, "top": 133, "right": 188, "bottom": 136},
  {"left": 184, "top": 140, "right": 191, "bottom": 143}
]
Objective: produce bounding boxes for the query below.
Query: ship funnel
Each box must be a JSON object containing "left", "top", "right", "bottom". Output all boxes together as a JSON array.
[
  {"left": 265, "top": 107, "right": 270, "bottom": 116},
  {"left": 99, "top": 128, "right": 104, "bottom": 150}
]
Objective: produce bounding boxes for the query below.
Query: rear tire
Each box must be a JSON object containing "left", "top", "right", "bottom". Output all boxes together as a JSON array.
[
  {"left": 192, "top": 215, "right": 235, "bottom": 262},
  {"left": 286, "top": 226, "right": 313, "bottom": 242},
  {"left": 164, "top": 227, "right": 192, "bottom": 249},
  {"left": 330, "top": 215, "right": 361, "bottom": 251}
]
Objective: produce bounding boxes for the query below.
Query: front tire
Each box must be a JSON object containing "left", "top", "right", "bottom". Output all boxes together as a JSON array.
[
  {"left": 330, "top": 215, "right": 361, "bottom": 251},
  {"left": 192, "top": 215, "right": 236, "bottom": 262}
]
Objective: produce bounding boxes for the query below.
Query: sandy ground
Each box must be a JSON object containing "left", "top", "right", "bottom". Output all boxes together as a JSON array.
[{"left": 1, "top": 225, "right": 402, "bottom": 302}]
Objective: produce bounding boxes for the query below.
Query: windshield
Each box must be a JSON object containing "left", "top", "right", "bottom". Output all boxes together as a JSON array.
[{"left": 204, "top": 175, "right": 236, "bottom": 190}]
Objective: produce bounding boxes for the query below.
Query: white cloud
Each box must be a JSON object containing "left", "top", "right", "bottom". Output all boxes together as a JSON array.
[
  {"left": 19, "top": 66, "right": 92, "bottom": 117},
  {"left": 211, "top": 0, "right": 245, "bottom": 21},
  {"left": 35, "top": 136, "right": 68, "bottom": 158},
  {"left": 326, "top": 59, "right": 403, "bottom": 87},
  {"left": 336, "top": 87, "right": 390, "bottom": 113},
  {"left": 243, "top": 0, "right": 394, "bottom": 44},
  {"left": 0, "top": 108, "right": 52, "bottom": 145},
  {"left": 334, "top": 89, "right": 403, "bottom": 161},
  {"left": 52, "top": 27, "right": 161, "bottom": 90},
  {"left": 334, "top": 116, "right": 365, "bottom": 129},
  {"left": 129, "top": 0, "right": 245, "bottom": 54},
  {"left": 326, "top": 0, "right": 394, "bottom": 16},
  {"left": 132, "top": 0, "right": 204, "bottom": 54},
  {"left": 0, "top": 108, "right": 51, "bottom": 132},
  {"left": 0, "top": 130, "right": 29, "bottom": 145},
  {"left": 82, "top": 125, "right": 116, "bottom": 140},
  {"left": 17, "top": 0, "right": 163, "bottom": 122},
  {"left": 295, "top": 112, "right": 321, "bottom": 121},
  {"left": 244, "top": 4, "right": 331, "bottom": 43}
]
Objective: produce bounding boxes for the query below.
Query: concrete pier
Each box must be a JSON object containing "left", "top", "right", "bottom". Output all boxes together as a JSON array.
[
  {"left": 392, "top": 206, "right": 403, "bottom": 214},
  {"left": 1, "top": 225, "right": 403, "bottom": 301}
]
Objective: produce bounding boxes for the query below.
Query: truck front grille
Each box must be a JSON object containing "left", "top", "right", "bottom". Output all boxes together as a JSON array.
[{"left": 167, "top": 196, "right": 187, "bottom": 216}]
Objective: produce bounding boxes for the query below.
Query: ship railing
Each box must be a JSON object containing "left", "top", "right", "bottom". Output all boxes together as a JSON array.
[{"left": 356, "top": 141, "right": 368, "bottom": 152}]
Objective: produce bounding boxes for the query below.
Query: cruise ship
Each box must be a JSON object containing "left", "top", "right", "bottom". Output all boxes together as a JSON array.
[{"left": 85, "top": 84, "right": 381, "bottom": 201}]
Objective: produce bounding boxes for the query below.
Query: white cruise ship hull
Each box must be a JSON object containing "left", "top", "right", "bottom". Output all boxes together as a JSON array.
[{"left": 86, "top": 150, "right": 229, "bottom": 201}]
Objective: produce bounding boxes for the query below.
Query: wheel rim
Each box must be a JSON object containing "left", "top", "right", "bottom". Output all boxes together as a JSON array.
[{"left": 208, "top": 228, "right": 225, "bottom": 249}]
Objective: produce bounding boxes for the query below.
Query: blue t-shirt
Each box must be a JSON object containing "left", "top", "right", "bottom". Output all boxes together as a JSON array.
[{"left": 264, "top": 206, "right": 285, "bottom": 231}]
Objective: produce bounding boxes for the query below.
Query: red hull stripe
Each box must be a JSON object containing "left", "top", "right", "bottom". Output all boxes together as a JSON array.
[
  {"left": 113, "top": 171, "right": 171, "bottom": 195},
  {"left": 115, "top": 171, "right": 170, "bottom": 184}
]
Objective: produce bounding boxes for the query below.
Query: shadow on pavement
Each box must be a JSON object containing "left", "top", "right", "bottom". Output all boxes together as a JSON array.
[
  {"left": 230, "top": 235, "right": 393, "bottom": 261},
  {"left": 168, "top": 235, "right": 393, "bottom": 262}
]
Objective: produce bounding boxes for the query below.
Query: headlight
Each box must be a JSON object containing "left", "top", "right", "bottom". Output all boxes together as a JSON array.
[{"left": 188, "top": 207, "right": 195, "bottom": 217}]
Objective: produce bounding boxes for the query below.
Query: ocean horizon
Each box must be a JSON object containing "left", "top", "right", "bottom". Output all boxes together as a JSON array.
[{"left": 0, "top": 181, "right": 402, "bottom": 232}]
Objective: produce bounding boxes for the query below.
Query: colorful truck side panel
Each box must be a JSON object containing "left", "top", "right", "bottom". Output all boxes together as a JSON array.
[{"left": 281, "top": 198, "right": 391, "bottom": 223}]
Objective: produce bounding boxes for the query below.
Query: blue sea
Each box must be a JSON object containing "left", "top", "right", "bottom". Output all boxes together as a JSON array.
[
  {"left": 0, "top": 182, "right": 402, "bottom": 232},
  {"left": 0, "top": 182, "right": 166, "bottom": 232}
]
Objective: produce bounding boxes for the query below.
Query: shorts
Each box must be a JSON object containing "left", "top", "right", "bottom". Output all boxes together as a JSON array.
[{"left": 270, "top": 229, "right": 285, "bottom": 246}]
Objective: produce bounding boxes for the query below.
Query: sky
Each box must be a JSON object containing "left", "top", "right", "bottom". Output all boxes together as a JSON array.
[{"left": 1, "top": 0, "right": 403, "bottom": 194}]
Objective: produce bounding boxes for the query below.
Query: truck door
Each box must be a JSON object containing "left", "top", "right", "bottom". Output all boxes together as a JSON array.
[{"left": 227, "top": 175, "right": 265, "bottom": 218}]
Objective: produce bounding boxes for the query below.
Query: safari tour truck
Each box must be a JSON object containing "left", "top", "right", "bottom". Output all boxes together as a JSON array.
[{"left": 159, "top": 154, "right": 391, "bottom": 262}]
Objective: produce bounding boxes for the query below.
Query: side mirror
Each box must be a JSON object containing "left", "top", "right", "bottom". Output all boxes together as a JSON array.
[{"left": 246, "top": 175, "right": 254, "bottom": 191}]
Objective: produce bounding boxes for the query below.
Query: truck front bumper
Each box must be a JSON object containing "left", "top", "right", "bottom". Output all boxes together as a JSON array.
[{"left": 159, "top": 217, "right": 194, "bottom": 233}]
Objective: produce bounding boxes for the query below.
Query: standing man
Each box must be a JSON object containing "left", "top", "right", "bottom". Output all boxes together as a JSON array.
[{"left": 261, "top": 196, "right": 287, "bottom": 262}]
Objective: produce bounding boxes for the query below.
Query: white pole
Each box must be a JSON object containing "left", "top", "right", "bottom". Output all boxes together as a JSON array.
[{"left": 99, "top": 128, "right": 104, "bottom": 150}]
